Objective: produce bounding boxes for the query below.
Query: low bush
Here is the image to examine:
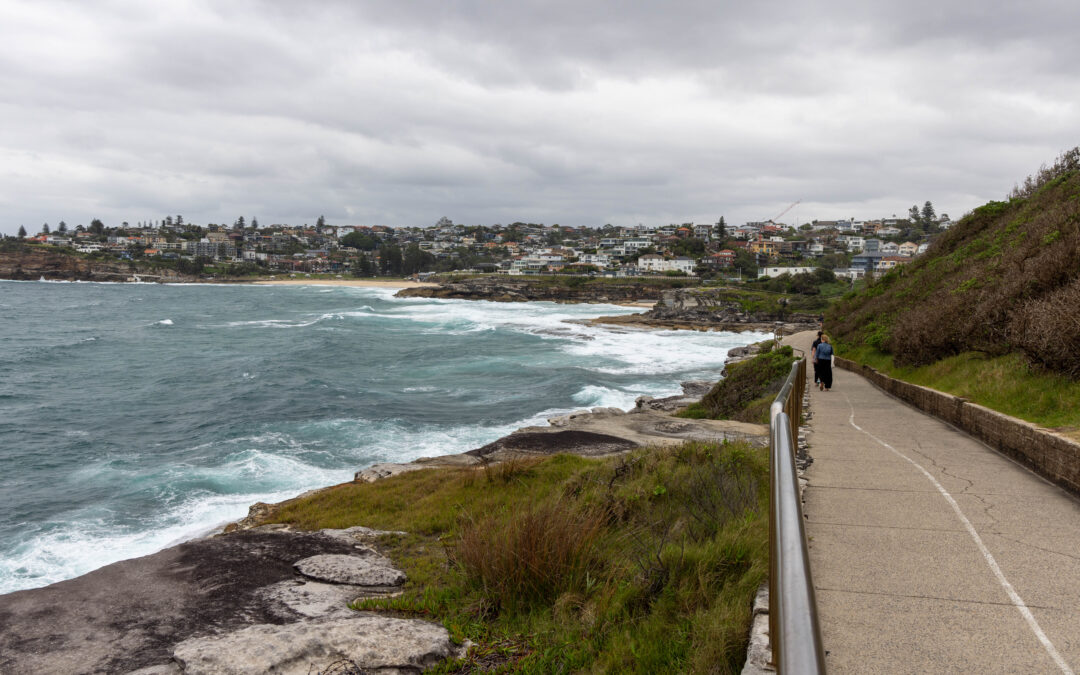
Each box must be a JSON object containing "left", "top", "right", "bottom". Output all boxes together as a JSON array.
[{"left": 682, "top": 346, "right": 797, "bottom": 423}]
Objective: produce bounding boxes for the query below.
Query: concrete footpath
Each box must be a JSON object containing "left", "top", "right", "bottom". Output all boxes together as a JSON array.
[{"left": 783, "top": 331, "right": 1080, "bottom": 674}]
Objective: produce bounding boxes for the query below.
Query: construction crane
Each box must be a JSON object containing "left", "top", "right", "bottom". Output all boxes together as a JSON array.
[{"left": 767, "top": 200, "right": 801, "bottom": 225}]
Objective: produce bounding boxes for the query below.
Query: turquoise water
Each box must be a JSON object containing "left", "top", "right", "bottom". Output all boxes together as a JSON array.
[{"left": 0, "top": 280, "right": 765, "bottom": 593}]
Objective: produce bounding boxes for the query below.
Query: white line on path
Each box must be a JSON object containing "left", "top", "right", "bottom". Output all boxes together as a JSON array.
[{"left": 842, "top": 393, "right": 1074, "bottom": 675}]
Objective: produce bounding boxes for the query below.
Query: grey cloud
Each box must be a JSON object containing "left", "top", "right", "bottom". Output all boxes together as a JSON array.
[{"left": 1, "top": 0, "right": 1079, "bottom": 234}]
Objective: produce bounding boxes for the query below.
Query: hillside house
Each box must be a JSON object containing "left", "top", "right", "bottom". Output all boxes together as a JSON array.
[
  {"left": 898, "top": 242, "right": 919, "bottom": 257},
  {"left": 759, "top": 266, "right": 816, "bottom": 279}
]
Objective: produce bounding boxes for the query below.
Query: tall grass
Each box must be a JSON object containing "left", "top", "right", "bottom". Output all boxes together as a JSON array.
[
  {"left": 271, "top": 441, "right": 769, "bottom": 674},
  {"left": 453, "top": 502, "right": 605, "bottom": 612}
]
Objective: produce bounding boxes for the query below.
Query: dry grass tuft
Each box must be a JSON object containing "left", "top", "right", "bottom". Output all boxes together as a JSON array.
[{"left": 452, "top": 501, "right": 605, "bottom": 611}]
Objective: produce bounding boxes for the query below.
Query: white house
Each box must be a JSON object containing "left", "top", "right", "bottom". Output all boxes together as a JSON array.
[
  {"left": 638, "top": 254, "right": 696, "bottom": 275},
  {"left": 759, "top": 266, "right": 816, "bottom": 279},
  {"left": 637, "top": 253, "right": 665, "bottom": 272}
]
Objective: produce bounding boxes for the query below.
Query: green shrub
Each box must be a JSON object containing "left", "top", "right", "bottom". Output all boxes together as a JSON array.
[{"left": 685, "top": 346, "right": 796, "bottom": 423}]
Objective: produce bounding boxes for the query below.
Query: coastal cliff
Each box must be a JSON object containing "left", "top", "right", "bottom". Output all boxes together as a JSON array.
[
  {"left": 394, "top": 275, "right": 692, "bottom": 303},
  {"left": 0, "top": 247, "right": 193, "bottom": 282},
  {"left": 595, "top": 286, "right": 820, "bottom": 332}
]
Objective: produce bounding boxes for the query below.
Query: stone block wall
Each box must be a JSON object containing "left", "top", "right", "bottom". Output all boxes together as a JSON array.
[{"left": 835, "top": 357, "right": 1080, "bottom": 496}]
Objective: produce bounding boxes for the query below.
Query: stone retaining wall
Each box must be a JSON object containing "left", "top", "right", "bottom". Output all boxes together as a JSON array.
[{"left": 835, "top": 357, "right": 1080, "bottom": 496}]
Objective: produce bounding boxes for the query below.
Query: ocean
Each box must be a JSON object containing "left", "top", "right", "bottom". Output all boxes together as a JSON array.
[{"left": 0, "top": 280, "right": 766, "bottom": 594}]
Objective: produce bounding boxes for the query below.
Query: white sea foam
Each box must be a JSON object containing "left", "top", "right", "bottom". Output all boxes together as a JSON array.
[
  {"left": 0, "top": 410, "right": 583, "bottom": 593},
  {"left": 1, "top": 287, "right": 767, "bottom": 595},
  {"left": 0, "top": 485, "right": 321, "bottom": 595},
  {"left": 154, "top": 319, "right": 174, "bottom": 326},
  {"left": 223, "top": 312, "right": 345, "bottom": 329}
]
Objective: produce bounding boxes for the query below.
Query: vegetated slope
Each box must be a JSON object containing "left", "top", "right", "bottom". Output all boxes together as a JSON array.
[
  {"left": 679, "top": 346, "right": 798, "bottom": 422},
  {"left": 829, "top": 150, "right": 1080, "bottom": 378}
]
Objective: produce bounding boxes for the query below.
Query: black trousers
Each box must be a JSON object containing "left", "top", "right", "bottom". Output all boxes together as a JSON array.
[{"left": 819, "top": 362, "right": 833, "bottom": 389}]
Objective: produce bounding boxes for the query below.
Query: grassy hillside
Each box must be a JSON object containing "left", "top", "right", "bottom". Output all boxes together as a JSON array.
[
  {"left": 830, "top": 149, "right": 1080, "bottom": 377},
  {"left": 826, "top": 149, "right": 1080, "bottom": 435},
  {"left": 679, "top": 346, "right": 798, "bottom": 422}
]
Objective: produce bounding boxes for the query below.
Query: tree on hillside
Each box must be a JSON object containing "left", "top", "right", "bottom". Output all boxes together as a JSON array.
[
  {"left": 908, "top": 205, "right": 921, "bottom": 224},
  {"left": 354, "top": 252, "right": 373, "bottom": 277},
  {"left": 234, "top": 216, "right": 245, "bottom": 231},
  {"left": 316, "top": 215, "right": 326, "bottom": 230},
  {"left": 341, "top": 231, "right": 378, "bottom": 250},
  {"left": 18, "top": 225, "right": 26, "bottom": 238},
  {"left": 403, "top": 243, "right": 435, "bottom": 274},
  {"left": 715, "top": 216, "right": 727, "bottom": 240},
  {"left": 58, "top": 221, "right": 67, "bottom": 233},
  {"left": 670, "top": 237, "right": 706, "bottom": 258},
  {"left": 251, "top": 217, "right": 259, "bottom": 229},
  {"left": 89, "top": 219, "right": 105, "bottom": 235},
  {"left": 381, "top": 244, "right": 403, "bottom": 275},
  {"left": 42, "top": 223, "right": 50, "bottom": 234},
  {"left": 921, "top": 201, "right": 936, "bottom": 225},
  {"left": 176, "top": 215, "right": 184, "bottom": 227},
  {"left": 732, "top": 248, "right": 757, "bottom": 278}
]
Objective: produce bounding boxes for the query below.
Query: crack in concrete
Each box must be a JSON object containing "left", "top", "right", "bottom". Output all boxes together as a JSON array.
[
  {"left": 815, "top": 586, "right": 1064, "bottom": 611},
  {"left": 992, "top": 534, "right": 1080, "bottom": 563}
]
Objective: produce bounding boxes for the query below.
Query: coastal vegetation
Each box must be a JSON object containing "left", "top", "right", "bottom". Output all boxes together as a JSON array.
[
  {"left": 678, "top": 346, "right": 798, "bottom": 423},
  {"left": 266, "top": 442, "right": 769, "bottom": 674},
  {"left": 827, "top": 148, "right": 1080, "bottom": 436}
]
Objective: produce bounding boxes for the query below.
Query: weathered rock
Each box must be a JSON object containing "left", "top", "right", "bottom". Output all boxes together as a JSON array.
[
  {"left": 517, "top": 409, "right": 768, "bottom": 449},
  {"left": 257, "top": 579, "right": 376, "bottom": 620},
  {"left": 0, "top": 529, "right": 363, "bottom": 674},
  {"left": 354, "top": 453, "right": 480, "bottom": 483},
  {"left": 124, "top": 665, "right": 182, "bottom": 675},
  {"left": 679, "top": 380, "right": 714, "bottom": 398},
  {"left": 590, "top": 287, "right": 819, "bottom": 332},
  {"left": 469, "top": 429, "right": 641, "bottom": 460},
  {"left": 172, "top": 616, "right": 462, "bottom": 675},
  {"left": 295, "top": 552, "right": 406, "bottom": 587},
  {"left": 394, "top": 276, "right": 674, "bottom": 303},
  {"left": 319, "top": 525, "right": 409, "bottom": 544},
  {"left": 740, "top": 585, "right": 773, "bottom": 675},
  {"left": 355, "top": 462, "right": 429, "bottom": 482}
]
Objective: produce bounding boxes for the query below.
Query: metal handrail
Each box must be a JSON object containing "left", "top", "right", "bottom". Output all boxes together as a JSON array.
[{"left": 769, "top": 358, "right": 826, "bottom": 673}]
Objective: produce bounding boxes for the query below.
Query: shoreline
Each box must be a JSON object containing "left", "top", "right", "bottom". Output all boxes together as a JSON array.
[
  {"left": 250, "top": 278, "right": 439, "bottom": 288},
  {"left": 1, "top": 296, "right": 756, "bottom": 597},
  {"left": 222, "top": 336, "right": 771, "bottom": 532}
]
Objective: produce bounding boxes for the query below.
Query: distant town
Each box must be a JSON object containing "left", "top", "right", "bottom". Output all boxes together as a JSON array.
[{"left": 4, "top": 202, "right": 950, "bottom": 281}]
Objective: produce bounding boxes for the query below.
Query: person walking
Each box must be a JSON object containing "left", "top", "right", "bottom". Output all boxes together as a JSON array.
[
  {"left": 811, "top": 330, "right": 823, "bottom": 386},
  {"left": 813, "top": 334, "right": 834, "bottom": 391}
]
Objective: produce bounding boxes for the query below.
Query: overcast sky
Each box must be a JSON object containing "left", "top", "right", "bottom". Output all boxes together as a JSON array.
[{"left": 1, "top": 0, "right": 1078, "bottom": 235}]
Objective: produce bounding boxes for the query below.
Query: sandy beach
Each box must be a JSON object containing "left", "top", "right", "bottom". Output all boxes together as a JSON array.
[{"left": 251, "top": 278, "right": 439, "bottom": 289}]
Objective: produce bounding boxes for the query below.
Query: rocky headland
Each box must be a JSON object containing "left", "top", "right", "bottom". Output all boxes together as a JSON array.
[
  {"left": 396, "top": 277, "right": 821, "bottom": 333},
  {"left": 0, "top": 248, "right": 196, "bottom": 283},
  {"left": 393, "top": 275, "right": 687, "bottom": 303},
  {"left": 593, "top": 286, "right": 820, "bottom": 332}
]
